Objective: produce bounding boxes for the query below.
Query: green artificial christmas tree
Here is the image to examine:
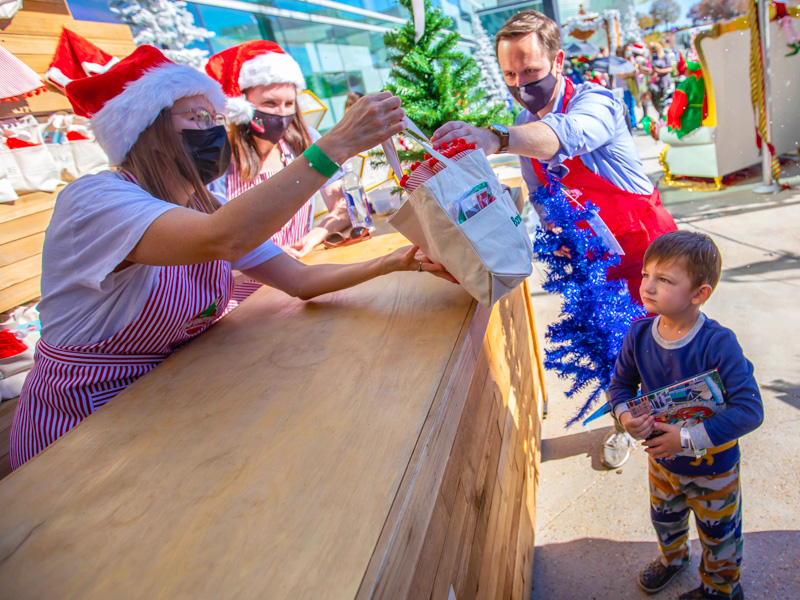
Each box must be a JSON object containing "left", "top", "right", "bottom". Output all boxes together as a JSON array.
[{"left": 381, "top": 0, "right": 510, "bottom": 164}]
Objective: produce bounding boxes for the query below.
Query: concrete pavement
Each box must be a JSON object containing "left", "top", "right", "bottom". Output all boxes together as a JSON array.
[{"left": 528, "top": 131, "right": 800, "bottom": 600}]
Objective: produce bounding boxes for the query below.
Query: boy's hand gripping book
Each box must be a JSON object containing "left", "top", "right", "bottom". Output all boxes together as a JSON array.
[{"left": 627, "top": 369, "right": 726, "bottom": 438}]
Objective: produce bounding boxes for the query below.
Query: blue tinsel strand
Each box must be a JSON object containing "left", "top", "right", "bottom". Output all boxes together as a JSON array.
[{"left": 532, "top": 174, "right": 646, "bottom": 426}]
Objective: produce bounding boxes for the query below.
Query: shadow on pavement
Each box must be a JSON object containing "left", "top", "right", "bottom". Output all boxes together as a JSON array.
[
  {"left": 720, "top": 255, "right": 800, "bottom": 283},
  {"left": 761, "top": 379, "right": 800, "bottom": 411},
  {"left": 531, "top": 530, "right": 800, "bottom": 600},
  {"left": 541, "top": 426, "right": 613, "bottom": 472}
]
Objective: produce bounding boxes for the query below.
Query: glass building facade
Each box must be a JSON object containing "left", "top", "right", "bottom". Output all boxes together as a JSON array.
[{"left": 67, "top": 0, "right": 567, "bottom": 130}]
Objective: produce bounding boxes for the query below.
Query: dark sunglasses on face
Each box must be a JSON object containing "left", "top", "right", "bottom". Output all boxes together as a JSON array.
[{"left": 323, "top": 226, "right": 371, "bottom": 249}]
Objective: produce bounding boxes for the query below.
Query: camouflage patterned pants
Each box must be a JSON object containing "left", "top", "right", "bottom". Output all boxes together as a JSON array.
[{"left": 649, "top": 458, "right": 743, "bottom": 599}]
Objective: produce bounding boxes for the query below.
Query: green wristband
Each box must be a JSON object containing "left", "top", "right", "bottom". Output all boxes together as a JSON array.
[{"left": 302, "top": 143, "right": 340, "bottom": 178}]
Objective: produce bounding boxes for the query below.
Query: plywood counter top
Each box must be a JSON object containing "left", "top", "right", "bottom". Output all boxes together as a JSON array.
[{"left": 0, "top": 229, "right": 545, "bottom": 599}]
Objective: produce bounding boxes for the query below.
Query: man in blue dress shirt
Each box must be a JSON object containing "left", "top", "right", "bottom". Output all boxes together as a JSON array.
[{"left": 433, "top": 10, "right": 678, "bottom": 469}]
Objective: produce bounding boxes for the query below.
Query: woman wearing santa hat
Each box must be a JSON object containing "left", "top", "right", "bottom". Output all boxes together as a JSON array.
[
  {"left": 206, "top": 41, "right": 349, "bottom": 259},
  {"left": 9, "top": 45, "right": 452, "bottom": 469}
]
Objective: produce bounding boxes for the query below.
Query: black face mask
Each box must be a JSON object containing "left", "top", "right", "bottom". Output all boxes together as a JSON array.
[
  {"left": 181, "top": 125, "right": 232, "bottom": 185},
  {"left": 248, "top": 110, "right": 295, "bottom": 143},
  {"left": 508, "top": 71, "right": 559, "bottom": 115}
]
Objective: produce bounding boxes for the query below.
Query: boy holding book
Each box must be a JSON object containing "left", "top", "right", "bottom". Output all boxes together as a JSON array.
[{"left": 608, "top": 231, "right": 763, "bottom": 600}]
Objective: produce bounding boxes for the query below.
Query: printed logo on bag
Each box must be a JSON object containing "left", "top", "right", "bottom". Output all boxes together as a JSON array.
[
  {"left": 182, "top": 296, "right": 222, "bottom": 336},
  {"left": 510, "top": 214, "right": 522, "bottom": 227}
]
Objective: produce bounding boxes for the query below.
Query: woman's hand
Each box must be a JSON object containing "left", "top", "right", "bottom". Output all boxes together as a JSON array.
[
  {"left": 285, "top": 227, "right": 329, "bottom": 258},
  {"left": 317, "top": 92, "right": 406, "bottom": 164},
  {"left": 383, "top": 245, "right": 458, "bottom": 284}
]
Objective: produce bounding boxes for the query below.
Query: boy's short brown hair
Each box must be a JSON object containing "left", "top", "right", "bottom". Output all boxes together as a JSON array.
[
  {"left": 495, "top": 10, "right": 561, "bottom": 60},
  {"left": 644, "top": 231, "right": 722, "bottom": 289}
]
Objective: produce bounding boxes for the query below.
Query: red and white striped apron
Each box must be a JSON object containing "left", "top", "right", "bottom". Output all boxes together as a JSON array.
[
  {"left": 226, "top": 139, "right": 314, "bottom": 247},
  {"left": 10, "top": 175, "right": 234, "bottom": 469},
  {"left": 225, "top": 139, "right": 314, "bottom": 308}
]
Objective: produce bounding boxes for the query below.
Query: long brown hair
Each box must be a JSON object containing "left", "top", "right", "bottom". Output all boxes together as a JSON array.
[
  {"left": 121, "top": 109, "right": 221, "bottom": 214},
  {"left": 230, "top": 109, "right": 313, "bottom": 182}
]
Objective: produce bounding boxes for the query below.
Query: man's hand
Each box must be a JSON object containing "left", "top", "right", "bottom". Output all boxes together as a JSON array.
[
  {"left": 431, "top": 121, "right": 500, "bottom": 155},
  {"left": 619, "top": 411, "right": 654, "bottom": 440},
  {"left": 643, "top": 422, "right": 682, "bottom": 460}
]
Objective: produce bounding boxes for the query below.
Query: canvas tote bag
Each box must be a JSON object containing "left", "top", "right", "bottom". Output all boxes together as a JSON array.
[{"left": 387, "top": 132, "right": 533, "bottom": 307}]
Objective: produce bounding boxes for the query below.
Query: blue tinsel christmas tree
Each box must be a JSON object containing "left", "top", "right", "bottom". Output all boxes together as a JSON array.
[{"left": 532, "top": 174, "right": 646, "bottom": 426}]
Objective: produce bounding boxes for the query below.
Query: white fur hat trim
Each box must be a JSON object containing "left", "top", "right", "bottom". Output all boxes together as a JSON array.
[
  {"left": 238, "top": 52, "right": 306, "bottom": 94},
  {"left": 91, "top": 62, "right": 227, "bottom": 165}
]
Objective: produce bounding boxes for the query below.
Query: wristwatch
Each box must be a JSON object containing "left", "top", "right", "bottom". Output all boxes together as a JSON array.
[{"left": 488, "top": 123, "right": 510, "bottom": 154}]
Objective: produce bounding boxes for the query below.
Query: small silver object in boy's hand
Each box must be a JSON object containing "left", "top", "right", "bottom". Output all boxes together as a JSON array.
[{"left": 417, "top": 262, "right": 423, "bottom": 272}]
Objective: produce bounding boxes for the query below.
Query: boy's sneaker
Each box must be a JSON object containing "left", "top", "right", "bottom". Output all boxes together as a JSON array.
[
  {"left": 678, "top": 585, "right": 745, "bottom": 600},
  {"left": 638, "top": 556, "right": 690, "bottom": 594},
  {"left": 602, "top": 430, "right": 634, "bottom": 468}
]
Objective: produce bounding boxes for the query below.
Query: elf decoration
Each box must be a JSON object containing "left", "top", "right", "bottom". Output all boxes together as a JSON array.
[
  {"left": 532, "top": 174, "right": 645, "bottom": 426},
  {"left": 640, "top": 114, "right": 666, "bottom": 140},
  {"left": 666, "top": 61, "right": 708, "bottom": 138},
  {"left": 775, "top": 2, "right": 800, "bottom": 56}
]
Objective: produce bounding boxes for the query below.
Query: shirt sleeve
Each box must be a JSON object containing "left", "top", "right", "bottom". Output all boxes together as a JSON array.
[
  {"left": 694, "top": 330, "right": 764, "bottom": 448},
  {"left": 539, "top": 87, "right": 618, "bottom": 170},
  {"left": 58, "top": 173, "right": 179, "bottom": 292},
  {"left": 607, "top": 328, "right": 641, "bottom": 418},
  {"left": 231, "top": 240, "right": 283, "bottom": 270}
]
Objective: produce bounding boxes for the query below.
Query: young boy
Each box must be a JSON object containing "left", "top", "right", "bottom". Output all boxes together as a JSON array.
[{"left": 608, "top": 231, "right": 763, "bottom": 600}]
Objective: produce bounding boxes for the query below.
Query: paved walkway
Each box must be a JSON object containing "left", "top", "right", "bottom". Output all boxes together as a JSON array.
[{"left": 528, "top": 132, "right": 800, "bottom": 600}]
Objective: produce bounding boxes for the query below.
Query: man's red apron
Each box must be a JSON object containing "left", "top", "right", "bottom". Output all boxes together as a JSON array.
[
  {"left": 531, "top": 78, "right": 677, "bottom": 303},
  {"left": 10, "top": 174, "right": 234, "bottom": 469}
]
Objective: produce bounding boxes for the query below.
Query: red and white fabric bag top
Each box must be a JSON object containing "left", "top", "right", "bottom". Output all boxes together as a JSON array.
[
  {"left": 43, "top": 113, "right": 109, "bottom": 181},
  {"left": 0, "top": 116, "right": 61, "bottom": 194},
  {"left": 387, "top": 124, "right": 533, "bottom": 307}
]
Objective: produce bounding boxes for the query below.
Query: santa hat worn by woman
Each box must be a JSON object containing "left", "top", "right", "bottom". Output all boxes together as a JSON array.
[
  {"left": 66, "top": 45, "right": 226, "bottom": 165},
  {"left": 205, "top": 41, "right": 306, "bottom": 125}
]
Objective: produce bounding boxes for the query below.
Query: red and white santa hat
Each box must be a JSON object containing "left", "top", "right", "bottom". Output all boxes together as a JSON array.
[
  {"left": 205, "top": 41, "right": 306, "bottom": 125},
  {"left": 66, "top": 45, "right": 226, "bottom": 165}
]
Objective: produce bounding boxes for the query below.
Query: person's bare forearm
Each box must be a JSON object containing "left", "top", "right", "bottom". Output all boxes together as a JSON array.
[
  {"left": 289, "top": 258, "right": 388, "bottom": 300},
  {"left": 243, "top": 252, "right": 389, "bottom": 300},
  {"left": 508, "top": 121, "right": 561, "bottom": 161}
]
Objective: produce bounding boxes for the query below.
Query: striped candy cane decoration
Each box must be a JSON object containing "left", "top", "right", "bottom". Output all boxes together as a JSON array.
[{"left": 748, "top": 0, "right": 781, "bottom": 183}]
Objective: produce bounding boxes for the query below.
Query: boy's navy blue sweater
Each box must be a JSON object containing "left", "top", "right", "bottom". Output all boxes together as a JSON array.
[{"left": 608, "top": 313, "right": 763, "bottom": 475}]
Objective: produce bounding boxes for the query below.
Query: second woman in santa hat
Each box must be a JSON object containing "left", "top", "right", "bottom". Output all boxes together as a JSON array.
[{"left": 206, "top": 41, "right": 349, "bottom": 260}]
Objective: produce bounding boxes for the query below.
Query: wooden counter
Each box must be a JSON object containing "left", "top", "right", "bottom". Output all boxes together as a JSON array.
[{"left": 0, "top": 231, "right": 546, "bottom": 599}]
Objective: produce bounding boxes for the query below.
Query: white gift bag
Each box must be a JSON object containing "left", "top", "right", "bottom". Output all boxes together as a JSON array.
[
  {"left": 1, "top": 116, "right": 61, "bottom": 194},
  {"left": 68, "top": 115, "right": 109, "bottom": 176},
  {"left": 388, "top": 146, "right": 533, "bottom": 307},
  {"left": 0, "top": 152, "right": 18, "bottom": 203},
  {"left": 42, "top": 113, "right": 79, "bottom": 182}
]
